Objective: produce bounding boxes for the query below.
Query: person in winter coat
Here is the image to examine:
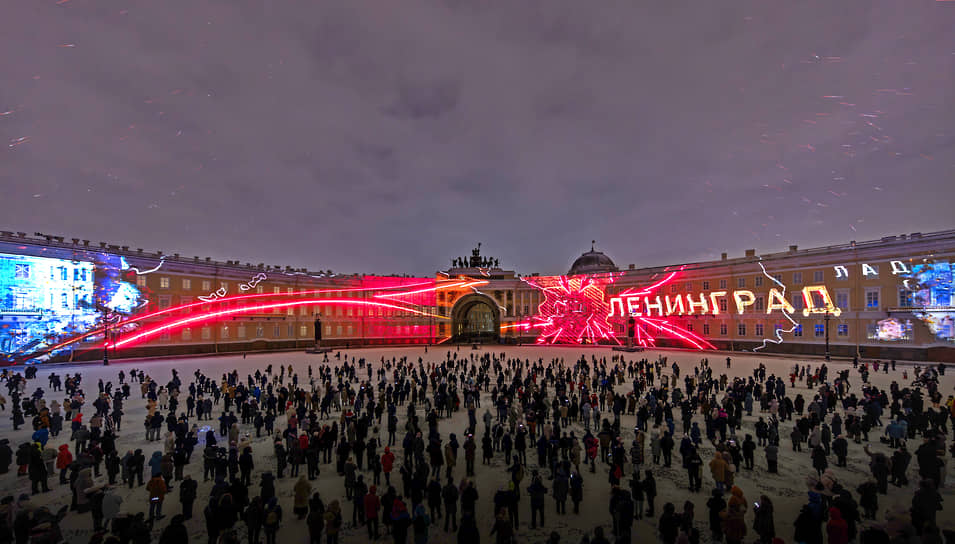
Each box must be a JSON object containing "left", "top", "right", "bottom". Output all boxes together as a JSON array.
[
  {"left": 145, "top": 473, "right": 167, "bottom": 522},
  {"left": 527, "top": 473, "right": 548, "bottom": 529},
  {"left": 752, "top": 495, "right": 775, "bottom": 543},
  {"left": 826, "top": 507, "right": 849, "bottom": 544},
  {"left": 244, "top": 496, "right": 264, "bottom": 544},
  {"left": 74, "top": 467, "right": 94, "bottom": 512},
  {"left": 911, "top": 478, "right": 943, "bottom": 534},
  {"left": 28, "top": 445, "right": 50, "bottom": 494},
  {"left": 263, "top": 497, "right": 283, "bottom": 544},
  {"left": 658, "top": 502, "right": 681, "bottom": 544},
  {"left": 381, "top": 447, "right": 395, "bottom": 486},
  {"left": 810, "top": 446, "right": 828, "bottom": 476},
  {"left": 412, "top": 503, "right": 430, "bottom": 544},
  {"left": 324, "top": 500, "right": 343, "bottom": 544},
  {"left": 793, "top": 504, "right": 823, "bottom": 544},
  {"left": 706, "top": 489, "right": 726, "bottom": 542},
  {"left": 0, "top": 439, "right": 12, "bottom": 474},
  {"left": 294, "top": 475, "right": 311, "bottom": 519},
  {"left": 158, "top": 514, "right": 188, "bottom": 544},
  {"left": 179, "top": 474, "right": 197, "bottom": 519},
  {"left": 364, "top": 485, "right": 381, "bottom": 539}
]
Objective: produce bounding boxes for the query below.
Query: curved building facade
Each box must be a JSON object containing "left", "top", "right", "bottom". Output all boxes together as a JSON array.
[{"left": 1, "top": 230, "right": 953, "bottom": 363}]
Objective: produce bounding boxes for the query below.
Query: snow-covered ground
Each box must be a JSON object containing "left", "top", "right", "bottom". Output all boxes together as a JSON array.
[{"left": 2, "top": 346, "right": 953, "bottom": 543}]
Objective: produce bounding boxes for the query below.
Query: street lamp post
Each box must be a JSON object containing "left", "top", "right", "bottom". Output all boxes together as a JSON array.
[{"left": 824, "top": 310, "right": 831, "bottom": 362}]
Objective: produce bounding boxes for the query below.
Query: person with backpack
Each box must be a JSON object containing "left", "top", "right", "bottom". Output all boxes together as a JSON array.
[
  {"left": 323, "top": 500, "right": 343, "bottom": 544},
  {"left": 263, "top": 497, "right": 283, "bottom": 544}
]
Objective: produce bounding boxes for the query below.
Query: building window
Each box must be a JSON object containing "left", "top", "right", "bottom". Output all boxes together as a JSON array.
[
  {"left": 792, "top": 293, "right": 805, "bottom": 311},
  {"left": 703, "top": 323, "right": 710, "bottom": 335},
  {"left": 670, "top": 285, "right": 678, "bottom": 293},
  {"left": 346, "top": 325, "right": 353, "bottom": 336},
  {"left": 158, "top": 277, "right": 169, "bottom": 289},
  {"left": 325, "top": 325, "right": 331, "bottom": 337},
  {"left": 737, "top": 278, "right": 746, "bottom": 288},
  {"left": 738, "top": 323, "right": 746, "bottom": 336},
  {"left": 837, "top": 324, "right": 849, "bottom": 337},
  {"left": 773, "top": 274, "right": 782, "bottom": 284},
  {"left": 898, "top": 289, "right": 915, "bottom": 308},
  {"left": 158, "top": 296, "right": 171, "bottom": 310},
  {"left": 865, "top": 289, "right": 880, "bottom": 309},
  {"left": 300, "top": 325, "right": 308, "bottom": 337},
  {"left": 687, "top": 323, "right": 694, "bottom": 332},
  {"left": 273, "top": 324, "right": 281, "bottom": 337},
  {"left": 684, "top": 282, "right": 693, "bottom": 291},
  {"left": 814, "top": 324, "right": 825, "bottom": 337},
  {"left": 256, "top": 285, "right": 264, "bottom": 294},
  {"left": 14, "top": 264, "right": 31, "bottom": 279},
  {"left": 792, "top": 272, "right": 802, "bottom": 285},
  {"left": 755, "top": 296, "right": 764, "bottom": 311},
  {"left": 813, "top": 270, "right": 824, "bottom": 283},
  {"left": 287, "top": 307, "right": 295, "bottom": 316},
  {"left": 755, "top": 323, "right": 764, "bottom": 336},
  {"left": 137, "top": 276, "right": 147, "bottom": 288},
  {"left": 201, "top": 280, "right": 211, "bottom": 291},
  {"left": 273, "top": 287, "right": 281, "bottom": 294},
  {"left": 719, "top": 298, "right": 728, "bottom": 312},
  {"left": 793, "top": 324, "right": 803, "bottom": 337},
  {"left": 201, "top": 327, "right": 211, "bottom": 340},
  {"left": 336, "top": 325, "right": 343, "bottom": 336},
  {"left": 288, "top": 324, "right": 294, "bottom": 337},
  {"left": 719, "top": 279, "right": 727, "bottom": 290},
  {"left": 702, "top": 281, "right": 710, "bottom": 290},
  {"left": 256, "top": 325, "right": 265, "bottom": 338},
  {"left": 524, "top": 305, "right": 529, "bottom": 315},
  {"left": 160, "top": 332, "right": 171, "bottom": 342},
  {"left": 287, "top": 288, "right": 294, "bottom": 294},
  {"left": 221, "top": 326, "right": 229, "bottom": 339},
  {"left": 182, "top": 328, "right": 192, "bottom": 341},
  {"left": 60, "top": 292, "right": 69, "bottom": 309},
  {"left": 60, "top": 267, "right": 68, "bottom": 281},
  {"left": 220, "top": 282, "right": 228, "bottom": 291},
  {"left": 238, "top": 326, "right": 246, "bottom": 339},
  {"left": 719, "top": 323, "right": 728, "bottom": 336},
  {"left": 835, "top": 291, "right": 849, "bottom": 310},
  {"left": 754, "top": 276, "right": 763, "bottom": 287}
]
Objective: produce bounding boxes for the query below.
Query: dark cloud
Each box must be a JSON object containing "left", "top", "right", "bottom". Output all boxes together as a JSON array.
[{"left": 1, "top": 0, "right": 953, "bottom": 276}]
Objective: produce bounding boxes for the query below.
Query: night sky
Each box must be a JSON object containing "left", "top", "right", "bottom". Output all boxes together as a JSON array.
[{"left": 2, "top": 1, "right": 953, "bottom": 276}]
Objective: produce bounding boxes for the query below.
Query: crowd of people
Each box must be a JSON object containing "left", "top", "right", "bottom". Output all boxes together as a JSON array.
[{"left": 0, "top": 350, "right": 951, "bottom": 544}]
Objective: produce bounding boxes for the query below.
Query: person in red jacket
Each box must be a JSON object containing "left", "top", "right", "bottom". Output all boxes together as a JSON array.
[
  {"left": 364, "top": 485, "right": 381, "bottom": 539},
  {"left": 56, "top": 444, "right": 73, "bottom": 484},
  {"left": 381, "top": 447, "right": 395, "bottom": 485},
  {"left": 827, "top": 507, "right": 849, "bottom": 544}
]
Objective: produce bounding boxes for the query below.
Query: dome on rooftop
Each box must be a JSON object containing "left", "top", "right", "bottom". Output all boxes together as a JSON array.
[{"left": 568, "top": 245, "right": 618, "bottom": 276}]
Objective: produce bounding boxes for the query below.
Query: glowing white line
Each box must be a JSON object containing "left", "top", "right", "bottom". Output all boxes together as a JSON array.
[
  {"left": 753, "top": 260, "right": 799, "bottom": 352},
  {"left": 129, "top": 257, "right": 165, "bottom": 275}
]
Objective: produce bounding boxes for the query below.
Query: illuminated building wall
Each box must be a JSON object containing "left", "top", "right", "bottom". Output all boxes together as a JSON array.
[{"left": 1, "top": 229, "right": 954, "bottom": 363}]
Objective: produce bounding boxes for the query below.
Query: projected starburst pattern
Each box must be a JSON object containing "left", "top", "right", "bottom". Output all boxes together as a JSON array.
[
  {"left": 504, "top": 269, "right": 716, "bottom": 350},
  {"left": 509, "top": 274, "right": 621, "bottom": 344}
]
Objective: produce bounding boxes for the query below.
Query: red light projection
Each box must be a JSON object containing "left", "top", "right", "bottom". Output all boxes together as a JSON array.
[
  {"left": 504, "top": 269, "right": 716, "bottom": 350},
  {"left": 112, "top": 298, "right": 446, "bottom": 349},
  {"left": 505, "top": 274, "right": 620, "bottom": 344}
]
